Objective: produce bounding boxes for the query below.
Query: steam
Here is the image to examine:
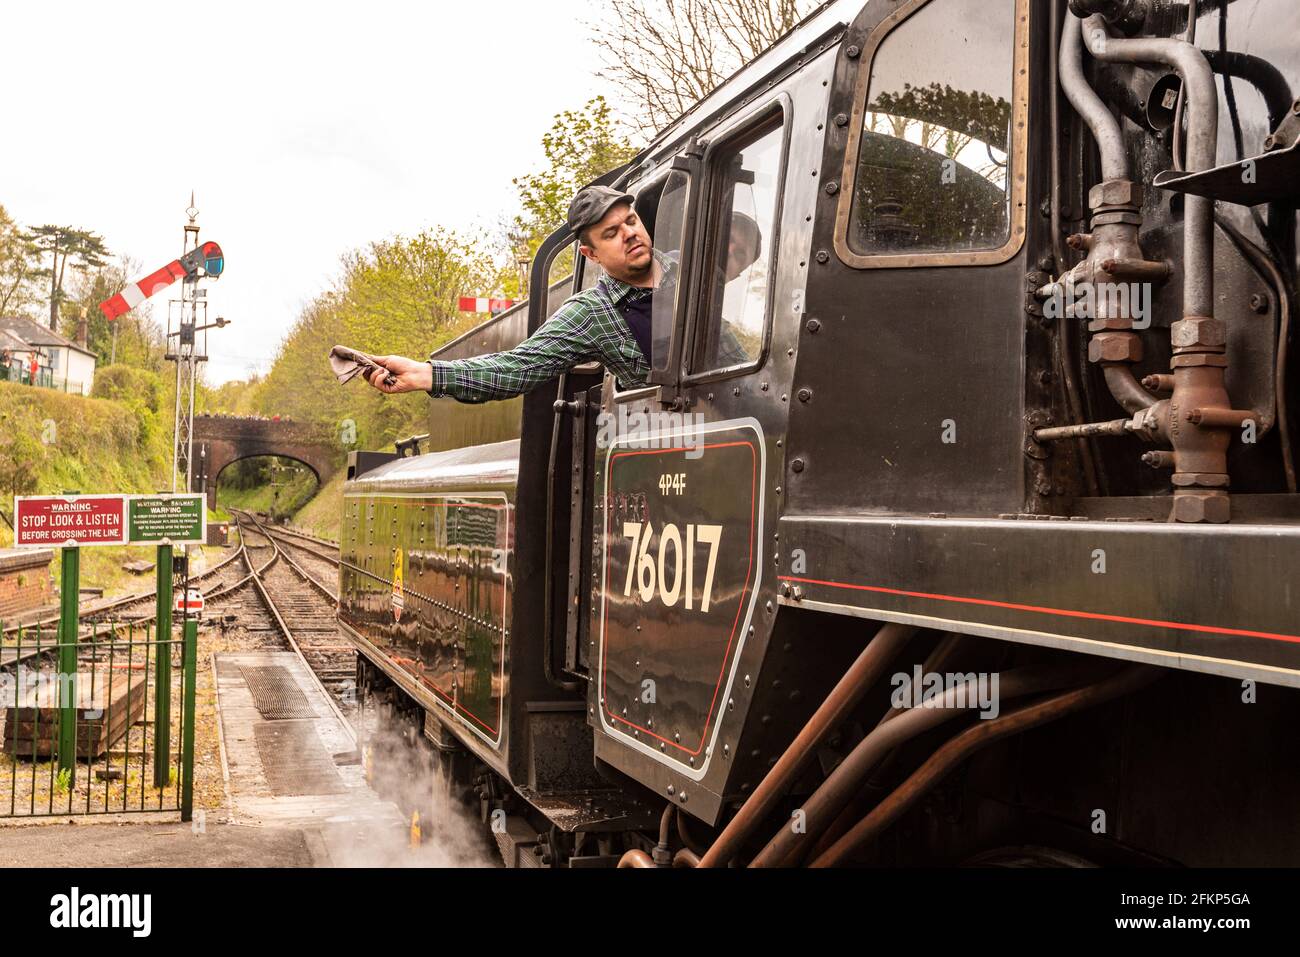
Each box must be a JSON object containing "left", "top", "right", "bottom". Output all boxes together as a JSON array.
[{"left": 326, "top": 714, "right": 499, "bottom": 868}]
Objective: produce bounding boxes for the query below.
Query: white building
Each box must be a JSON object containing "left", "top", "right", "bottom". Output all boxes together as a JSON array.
[{"left": 0, "top": 314, "right": 97, "bottom": 396}]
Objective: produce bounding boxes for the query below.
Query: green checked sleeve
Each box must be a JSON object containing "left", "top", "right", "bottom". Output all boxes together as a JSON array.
[{"left": 428, "top": 298, "right": 600, "bottom": 403}]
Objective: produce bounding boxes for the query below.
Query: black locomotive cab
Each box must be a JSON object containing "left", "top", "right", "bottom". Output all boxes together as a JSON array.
[{"left": 342, "top": 0, "right": 1300, "bottom": 868}]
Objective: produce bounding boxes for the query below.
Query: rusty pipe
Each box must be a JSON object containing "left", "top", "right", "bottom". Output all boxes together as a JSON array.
[
  {"left": 1186, "top": 408, "right": 1257, "bottom": 428},
  {"left": 1099, "top": 257, "right": 1172, "bottom": 283},
  {"left": 673, "top": 848, "right": 700, "bottom": 868},
  {"left": 696, "top": 622, "right": 916, "bottom": 868},
  {"left": 1103, "top": 363, "right": 1159, "bottom": 413},
  {"left": 750, "top": 661, "right": 1096, "bottom": 868},
  {"left": 618, "top": 849, "right": 655, "bottom": 868},
  {"left": 809, "top": 666, "right": 1159, "bottom": 868},
  {"left": 676, "top": 807, "right": 708, "bottom": 857},
  {"left": 1035, "top": 418, "right": 1130, "bottom": 441}
]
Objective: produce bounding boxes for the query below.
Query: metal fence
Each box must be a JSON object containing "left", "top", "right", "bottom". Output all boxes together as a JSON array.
[
  {"left": 0, "top": 618, "right": 197, "bottom": 820},
  {"left": 0, "top": 364, "right": 86, "bottom": 394}
]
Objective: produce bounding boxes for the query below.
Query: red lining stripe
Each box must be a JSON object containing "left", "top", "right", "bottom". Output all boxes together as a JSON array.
[{"left": 777, "top": 575, "right": 1300, "bottom": 645}]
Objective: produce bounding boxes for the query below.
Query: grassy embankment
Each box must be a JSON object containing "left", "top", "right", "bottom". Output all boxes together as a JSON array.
[{"left": 0, "top": 374, "right": 224, "bottom": 607}]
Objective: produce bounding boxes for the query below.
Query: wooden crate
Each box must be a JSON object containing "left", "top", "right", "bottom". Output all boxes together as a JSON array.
[{"left": 1, "top": 668, "right": 149, "bottom": 760}]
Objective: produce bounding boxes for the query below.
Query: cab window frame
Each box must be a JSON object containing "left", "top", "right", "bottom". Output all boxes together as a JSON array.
[
  {"left": 831, "top": 0, "right": 1031, "bottom": 270},
  {"left": 608, "top": 168, "right": 676, "bottom": 403},
  {"left": 682, "top": 94, "right": 792, "bottom": 386}
]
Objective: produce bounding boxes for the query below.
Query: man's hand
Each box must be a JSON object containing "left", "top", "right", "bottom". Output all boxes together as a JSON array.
[{"left": 365, "top": 355, "right": 433, "bottom": 394}]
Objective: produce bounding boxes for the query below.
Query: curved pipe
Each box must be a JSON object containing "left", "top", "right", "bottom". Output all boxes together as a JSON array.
[
  {"left": 617, "top": 849, "right": 655, "bottom": 868},
  {"left": 696, "top": 622, "right": 917, "bottom": 868},
  {"left": 1103, "top": 363, "right": 1158, "bottom": 413},
  {"left": 1081, "top": 14, "right": 1219, "bottom": 316},
  {"left": 750, "top": 661, "right": 1097, "bottom": 868},
  {"left": 676, "top": 807, "right": 709, "bottom": 856},
  {"left": 809, "top": 666, "right": 1159, "bottom": 868},
  {"left": 1059, "top": 16, "right": 1128, "bottom": 181},
  {"left": 673, "top": 848, "right": 700, "bottom": 868}
]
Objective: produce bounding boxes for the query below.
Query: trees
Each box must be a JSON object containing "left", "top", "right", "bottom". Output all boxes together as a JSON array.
[
  {"left": 22, "top": 225, "right": 109, "bottom": 329},
  {"left": 0, "top": 205, "right": 38, "bottom": 317},
  {"left": 591, "top": 0, "right": 819, "bottom": 136},
  {"left": 504, "top": 96, "right": 638, "bottom": 295},
  {"left": 245, "top": 227, "right": 498, "bottom": 449}
]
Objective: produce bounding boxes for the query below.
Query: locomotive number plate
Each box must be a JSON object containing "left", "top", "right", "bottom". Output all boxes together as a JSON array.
[{"left": 597, "top": 418, "right": 765, "bottom": 778}]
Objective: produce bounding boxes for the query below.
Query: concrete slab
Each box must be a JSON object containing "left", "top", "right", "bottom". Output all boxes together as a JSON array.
[{"left": 215, "top": 651, "right": 401, "bottom": 831}]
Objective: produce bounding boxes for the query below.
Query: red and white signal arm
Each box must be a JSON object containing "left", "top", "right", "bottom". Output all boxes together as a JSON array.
[{"left": 175, "top": 588, "right": 204, "bottom": 615}]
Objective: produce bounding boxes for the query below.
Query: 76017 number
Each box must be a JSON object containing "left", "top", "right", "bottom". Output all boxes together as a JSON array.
[{"left": 622, "top": 522, "right": 722, "bottom": 612}]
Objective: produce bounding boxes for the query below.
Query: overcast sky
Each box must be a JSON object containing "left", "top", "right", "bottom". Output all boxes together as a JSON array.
[{"left": 0, "top": 1, "right": 610, "bottom": 383}]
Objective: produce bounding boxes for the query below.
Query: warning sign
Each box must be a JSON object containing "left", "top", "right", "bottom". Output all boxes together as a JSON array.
[
  {"left": 14, "top": 495, "right": 127, "bottom": 547},
  {"left": 128, "top": 495, "right": 205, "bottom": 545},
  {"left": 14, "top": 493, "right": 207, "bottom": 548}
]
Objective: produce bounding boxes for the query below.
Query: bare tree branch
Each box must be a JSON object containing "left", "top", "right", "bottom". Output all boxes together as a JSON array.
[{"left": 590, "top": 0, "right": 822, "bottom": 136}]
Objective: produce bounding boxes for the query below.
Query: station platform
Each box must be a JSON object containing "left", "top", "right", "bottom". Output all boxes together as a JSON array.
[{"left": 0, "top": 650, "right": 415, "bottom": 867}]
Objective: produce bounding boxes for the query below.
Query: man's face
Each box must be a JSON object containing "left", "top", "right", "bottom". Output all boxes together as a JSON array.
[
  {"left": 724, "top": 224, "right": 762, "bottom": 282},
  {"left": 579, "top": 202, "right": 653, "bottom": 283}
]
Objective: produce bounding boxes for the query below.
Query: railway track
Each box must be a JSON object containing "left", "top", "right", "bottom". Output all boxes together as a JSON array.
[
  {"left": 217, "top": 511, "right": 355, "bottom": 729},
  {"left": 1, "top": 542, "right": 248, "bottom": 640}
]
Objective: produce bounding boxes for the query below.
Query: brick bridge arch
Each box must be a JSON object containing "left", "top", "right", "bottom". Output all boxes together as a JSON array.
[{"left": 194, "top": 414, "right": 340, "bottom": 510}]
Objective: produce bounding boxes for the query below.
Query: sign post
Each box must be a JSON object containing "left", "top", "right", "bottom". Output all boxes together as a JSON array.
[
  {"left": 153, "top": 541, "right": 173, "bottom": 788},
  {"left": 180, "top": 618, "right": 198, "bottom": 823},
  {"left": 57, "top": 546, "right": 79, "bottom": 782}
]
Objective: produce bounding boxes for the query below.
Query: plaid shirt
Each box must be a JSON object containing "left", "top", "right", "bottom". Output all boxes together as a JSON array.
[{"left": 428, "top": 266, "right": 667, "bottom": 403}]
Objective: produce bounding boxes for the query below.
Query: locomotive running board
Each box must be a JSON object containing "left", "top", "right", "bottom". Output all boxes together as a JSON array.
[{"left": 776, "top": 515, "right": 1300, "bottom": 689}]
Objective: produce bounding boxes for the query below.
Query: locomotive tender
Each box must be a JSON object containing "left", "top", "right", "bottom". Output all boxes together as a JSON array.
[{"left": 340, "top": 0, "right": 1300, "bottom": 866}]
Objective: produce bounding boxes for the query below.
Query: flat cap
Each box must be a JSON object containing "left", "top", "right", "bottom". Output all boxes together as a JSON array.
[{"left": 567, "top": 185, "right": 635, "bottom": 237}]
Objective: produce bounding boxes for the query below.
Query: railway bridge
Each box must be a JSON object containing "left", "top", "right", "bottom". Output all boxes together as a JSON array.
[{"left": 193, "top": 414, "right": 340, "bottom": 509}]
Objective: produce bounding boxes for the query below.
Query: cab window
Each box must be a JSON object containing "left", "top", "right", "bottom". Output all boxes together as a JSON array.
[
  {"left": 691, "top": 115, "right": 784, "bottom": 375},
  {"left": 846, "top": 0, "right": 1022, "bottom": 261}
]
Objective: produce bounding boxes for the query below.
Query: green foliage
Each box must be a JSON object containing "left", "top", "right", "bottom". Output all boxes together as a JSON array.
[
  {"left": 505, "top": 96, "right": 638, "bottom": 295},
  {"left": 227, "top": 227, "right": 496, "bottom": 452},
  {"left": 0, "top": 203, "right": 39, "bottom": 316},
  {"left": 55, "top": 768, "right": 72, "bottom": 794},
  {"left": 0, "top": 380, "right": 171, "bottom": 504},
  {"left": 92, "top": 364, "right": 163, "bottom": 412},
  {"left": 91, "top": 364, "right": 166, "bottom": 451},
  {"left": 216, "top": 458, "right": 319, "bottom": 520}
]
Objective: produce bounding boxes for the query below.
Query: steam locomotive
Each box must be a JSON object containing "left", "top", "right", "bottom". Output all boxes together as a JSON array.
[{"left": 338, "top": 0, "right": 1300, "bottom": 867}]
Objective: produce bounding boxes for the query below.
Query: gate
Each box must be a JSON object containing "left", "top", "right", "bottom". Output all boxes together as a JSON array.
[{"left": 0, "top": 617, "right": 197, "bottom": 821}]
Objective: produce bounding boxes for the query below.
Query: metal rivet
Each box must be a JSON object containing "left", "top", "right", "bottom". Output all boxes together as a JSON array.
[
  {"left": 791, "top": 458, "right": 805, "bottom": 473},
  {"left": 815, "top": 250, "right": 830, "bottom": 264},
  {"left": 834, "top": 112, "right": 849, "bottom": 127},
  {"left": 807, "top": 319, "right": 821, "bottom": 334},
  {"left": 846, "top": 44, "right": 861, "bottom": 58},
  {"left": 797, "top": 388, "right": 812, "bottom": 402},
  {"left": 824, "top": 181, "right": 839, "bottom": 195}
]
